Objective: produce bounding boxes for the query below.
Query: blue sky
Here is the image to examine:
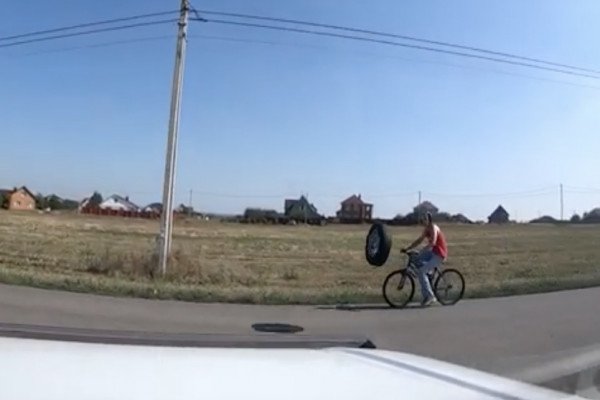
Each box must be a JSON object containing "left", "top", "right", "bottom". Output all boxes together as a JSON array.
[{"left": 1, "top": 0, "right": 600, "bottom": 220}]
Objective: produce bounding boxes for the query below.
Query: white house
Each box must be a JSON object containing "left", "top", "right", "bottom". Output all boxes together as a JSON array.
[
  {"left": 99, "top": 195, "right": 139, "bottom": 212},
  {"left": 142, "top": 202, "right": 162, "bottom": 214}
]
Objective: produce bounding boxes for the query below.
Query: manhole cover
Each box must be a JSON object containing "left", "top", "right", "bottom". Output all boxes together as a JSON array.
[{"left": 251, "top": 323, "right": 304, "bottom": 334}]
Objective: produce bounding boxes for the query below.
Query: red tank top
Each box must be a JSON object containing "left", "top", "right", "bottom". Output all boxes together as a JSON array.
[{"left": 426, "top": 224, "right": 448, "bottom": 259}]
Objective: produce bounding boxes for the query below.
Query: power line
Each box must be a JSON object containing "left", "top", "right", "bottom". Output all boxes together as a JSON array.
[
  {"left": 194, "top": 9, "right": 600, "bottom": 75},
  {"left": 564, "top": 185, "right": 600, "bottom": 191},
  {"left": 10, "top": 35, "right": 173, "bottom": 57},
  {"left": 194, "top": 18, "right": 600, "bottom": 81},
  {"left": 423, "top": 187, "right": 556, "bottom": 198},
  {"left": 0, "top": 19, "right": 177, "bottom": 48},
  {"left": 187, "top": 191, "right": 417, "bottom": 199},
  {"left": 187, "top": 34, "right": 600, "bottom": 91},
  {"left": 6, "top": 30, "right": 600, "bottom": 91},
  {"left": 0, "top": 10, "right": 177, "bottom": 42},
  {"left": 0, "top": 19, "right": 176, "bottom": 49}
]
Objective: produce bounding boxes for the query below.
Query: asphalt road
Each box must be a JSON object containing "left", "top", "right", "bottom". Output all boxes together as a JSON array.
[{"left": 0, "top": 283, "right": 598, "bottom": 372}]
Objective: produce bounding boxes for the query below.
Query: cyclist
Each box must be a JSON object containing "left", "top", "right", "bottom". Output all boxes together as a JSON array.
[{"left": 402, "top": 211, "right": 448, "bottom": 307}]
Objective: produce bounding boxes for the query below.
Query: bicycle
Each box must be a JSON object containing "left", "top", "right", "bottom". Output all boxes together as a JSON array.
[{"left": 382, "top": 249, "right": 465, "bottom": 308}]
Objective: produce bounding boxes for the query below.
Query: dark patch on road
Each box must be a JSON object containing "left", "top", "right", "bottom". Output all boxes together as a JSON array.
[{"left": 251, "top": 322, "right": 304, "bottom": 333}]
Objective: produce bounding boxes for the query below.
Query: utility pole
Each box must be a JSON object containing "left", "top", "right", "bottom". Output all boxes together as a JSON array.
[
  {"left": 418, "top": 190, "right": 422, "bottom": 204},
  {"left": 188, "top": 189, "right": 193, "bottom": 217},
  {"left": 157, "top": 0, "right": 190, "bottom": 275},
  {"left": 560, "top": 183, "right": 564, "bottom": 221}
]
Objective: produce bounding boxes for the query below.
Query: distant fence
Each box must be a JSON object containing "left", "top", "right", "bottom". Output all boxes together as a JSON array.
[{"left": 79, "top": 207, "right": 162, "bottom": 219}]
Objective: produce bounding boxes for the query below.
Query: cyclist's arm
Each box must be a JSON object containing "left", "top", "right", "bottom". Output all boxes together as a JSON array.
[
  {"left": 405, "top": 230, "right": 427, "bottom": 251},
  {"left": 430, "top": 224, "right": 438, "bottom": 244}
]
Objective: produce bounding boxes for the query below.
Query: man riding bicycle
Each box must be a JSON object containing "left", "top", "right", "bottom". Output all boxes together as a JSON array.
[{"left": 402, "top": 212, "right": 448, "bottom": 307}]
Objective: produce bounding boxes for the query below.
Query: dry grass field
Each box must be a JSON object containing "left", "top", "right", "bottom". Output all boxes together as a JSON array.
[{"left": 0, "top": 210, "right": 599, "bottom": 304}]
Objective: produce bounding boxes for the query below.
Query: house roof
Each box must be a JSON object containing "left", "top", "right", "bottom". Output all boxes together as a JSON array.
[
  {"left": 104, "top": 194, "right": 139, "bottom": 210},
  {"left": 414, "top": 201, "right": 438, "bottom": 213},
  {"left": 587, "top": 208, "right": 600, "bottom": 217},
  {"left": 284, "top": 196, "right": 320, "bottom": 218},
  {"left": 489, "top": 205, "right": 509, "bottom": 218},
  {"left": 20, "top": 186, "right": 36, "bottom": 199},
  {"left": 3, "top": 186, "right": 36, "bottom": 199},
  {"left": 144, "top": 202, "right": 162, "bottom": 211},
  {"left": 284, "top": 199, "right": 297, "bottom": 213},
  {"left": 341, "top": 194, "right": 372, "bottom": 206},
  {"left": 80, "top": 192, "right": 104, "bottom": 207}
]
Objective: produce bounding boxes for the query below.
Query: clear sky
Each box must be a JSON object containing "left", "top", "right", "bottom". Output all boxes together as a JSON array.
[{"left": 1, "top": 0, "right": 600, "bottom": 220}]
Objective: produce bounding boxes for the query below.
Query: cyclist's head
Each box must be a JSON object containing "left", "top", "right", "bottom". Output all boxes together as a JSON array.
[{"left": 420, "top": 212, "right": 433, "bottom": 226}]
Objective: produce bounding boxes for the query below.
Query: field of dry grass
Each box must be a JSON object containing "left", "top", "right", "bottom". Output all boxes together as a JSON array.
[{"left": 0, "top": 210, "right": 599, "bottom": 304}]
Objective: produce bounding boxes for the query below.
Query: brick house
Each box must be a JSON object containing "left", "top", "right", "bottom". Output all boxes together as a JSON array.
[
  {"left": 336, "top": 194, "right": 373, "bottom": 223},
  {"left": 0, "top": 186, "right": 37, "bottom": 211}
]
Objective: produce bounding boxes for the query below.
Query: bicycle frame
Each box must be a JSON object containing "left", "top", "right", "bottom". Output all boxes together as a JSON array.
[{"left": 403, "top": 252, "right": 441, "bottom": 284}]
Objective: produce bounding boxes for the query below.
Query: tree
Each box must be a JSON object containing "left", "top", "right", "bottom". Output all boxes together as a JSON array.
[
  {"left": 62, "top": 199, "right": 79, "bottom": 210},
  {"left": 570, "top": 214, "right": 581, "bottom": 223},
  {"left": 0, "top": 194, "right": 7, "bottom": 209},
  {"left": 47, "top": 195, "right": 62, "bottom": 210},
  {"left": 89, "top": 191, "right": 103, "bottom": 207},
  {"left": 35, "top": 193, "right": 47, "bottom": 210}
]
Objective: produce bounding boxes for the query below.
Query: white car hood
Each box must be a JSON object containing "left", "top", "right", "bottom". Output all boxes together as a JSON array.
[{"left": 0, "top": 337, "right": 579, "bottom": 400}]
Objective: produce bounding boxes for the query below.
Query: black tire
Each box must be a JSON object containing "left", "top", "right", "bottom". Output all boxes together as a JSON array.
[
  {"left": 434, "top": 268, "right": 465, "bottom": 305},
  {"left": 382, "top": 270, "right": 415, "bottom": 308},
  {"left": 365, "top": 223, "right": 392, "bottom": 266}
]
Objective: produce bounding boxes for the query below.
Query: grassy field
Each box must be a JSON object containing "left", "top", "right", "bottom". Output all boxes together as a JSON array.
[{"left": 0, "top": 210, "right": 599, "bottom": 304}]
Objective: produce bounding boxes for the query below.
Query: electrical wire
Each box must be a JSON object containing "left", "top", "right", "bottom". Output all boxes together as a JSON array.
[
  {"left": 195, "top": 18, "right": 600, "bottom": 81},
  {"left": 186, "top": 34, "right": 600, "bottom": 91},
  {"left": 9, "top": 35, "right": 173, "bottom": 57},
  {"left": 194, "top": 9, "right": 600, "bottom": 75},
  {"left": 0, "top": 10, "right": 178, "bottom": 42},
  {"left": 422, "top": 187, "right": 557, "bottom": 198},
  {"left": 186, "top": 191, "right": 418, "bottom": 199},
  {"left": 0, "top": 19, "right": 176, "bottom": 49},
  {"left": 564, "top": 186, "right": 600, "bottom": 194}
]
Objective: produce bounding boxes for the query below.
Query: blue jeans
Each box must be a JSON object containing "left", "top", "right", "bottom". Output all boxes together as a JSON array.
[{"left": 417, "top": 249, "right": 443, "bottom": 300}]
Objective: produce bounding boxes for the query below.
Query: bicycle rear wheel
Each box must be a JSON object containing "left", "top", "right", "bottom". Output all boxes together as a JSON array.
[
  {"left": 434, "top": 268, "right": 465, "bottom": 305},
  {"left": 382, "top": 270, "right": 415, "bottom": 308}
]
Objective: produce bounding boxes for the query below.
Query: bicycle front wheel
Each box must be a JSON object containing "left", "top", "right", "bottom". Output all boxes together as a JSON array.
[
  {"left": 434, "top": 268, "right": 465, "bottom": 305},
  {"left": 382, "top": 270, "right": 415, "bottom": 308}
]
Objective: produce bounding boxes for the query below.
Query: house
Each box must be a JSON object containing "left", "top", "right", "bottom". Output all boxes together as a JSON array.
[
  {"left": 449, "top": 213, "right": 473, "bottom": 224},
  {"left": 336, "top": 194, "right": 373, "bottom": 223},
  {"left": 143, "top": 202, "right": 163, "bottom": 214},
  {"left": 0, "top": 186, "right": 36, "bottom": 211},
  {"left": 530, "top": 215, "right": 557, "bottom": 224},
  {"left": 79, "top": 192, "right": 104, "bottom": 212},
  {"left": 413, "top": 201, "right": 439, "bottom": 216},
  {"left": 243, "top": 208, "right": 286, "bottom": 223},
  {"left": 43, "top": 194, "right": 77, "bottom": 210},
  {"left": 99, "top": 195, "right": 139, "bottom": 212},
  {"left": 582, "top": 208, "right": 600, "bottom": 223},
  {"left": 284, "top": 196, "right": 322, "bottom": 222},
  {"left": 78, "top": 197, "right": 92, "bottom": 212},
  {"left": 488, "top": 205, "right": 509, "bottom": 224},
  {"left": 175, "top": 204, "right": 194, "bottom": 215}
]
